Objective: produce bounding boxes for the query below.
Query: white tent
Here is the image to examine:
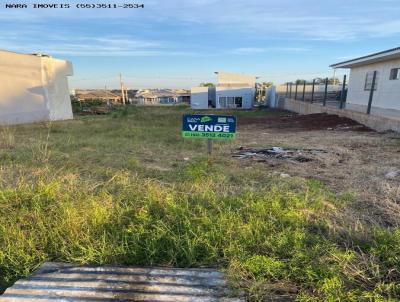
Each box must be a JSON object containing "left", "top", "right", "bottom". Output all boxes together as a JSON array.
[{"left": 0, "top": 50, "right": 74, "bottom": 125}]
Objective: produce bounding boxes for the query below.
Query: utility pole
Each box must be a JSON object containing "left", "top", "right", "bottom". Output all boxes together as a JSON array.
[
  {"left": 120, "top": 73, "right": 126, "bottom": 105},
  {"left": 124, "top": 84, "right": 129, "bottom": 104},
  {"left": 333, "top": 69, "right": 337, "bottom": 85},
  {"left": 105, "top": 84, "right": 110, "bottom": 107}
]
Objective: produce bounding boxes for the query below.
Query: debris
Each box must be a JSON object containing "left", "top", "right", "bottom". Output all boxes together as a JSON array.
[
  {"left": 280, "top": 173, "right": 291, "bottom": 178},
  {"left": 385, "top": 170, "right": 400, "bottom": 179},
  {"left": 233, "top": 147, "right": 327, "bottom": 163},
  {"left": 270, "top": 147, "right": 285, "bottom": 154},
  {"left": 0, "top": 262, "right": 244, "bottom": 302},
  {"left": 184, "top": 157, "right": 190, "bottom": 161}
]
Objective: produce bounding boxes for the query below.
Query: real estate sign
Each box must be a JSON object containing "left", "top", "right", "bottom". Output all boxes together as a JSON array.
[{"left": 182, "top": 114, "right": 236, "bottom": 140}]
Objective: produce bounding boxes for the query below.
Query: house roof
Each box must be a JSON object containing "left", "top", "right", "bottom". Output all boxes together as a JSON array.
[
  {"left": 135, "top": 89, "right": 190, "bottom": 98},
  {"left": 330, "top": 47, "right": 400, "bottom": 68},
  {"left": 0, "top": 49, "right": 51, "bottom": 57},
  {"left": 215, "top": 71, "right": 257, "bottom": 87},
  {"left": 76, "top": 91, "right": 121, "bottom": 99}
]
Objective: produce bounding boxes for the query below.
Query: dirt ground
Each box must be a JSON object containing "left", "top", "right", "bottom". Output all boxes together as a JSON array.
[{"left": 235, "top": 113, "right": 400, "bottom": 227}]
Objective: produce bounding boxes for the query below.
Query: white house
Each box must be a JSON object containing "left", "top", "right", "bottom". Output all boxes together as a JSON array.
[
  {"left": 331, "top": 47, "right": 400, "bottom": 117},
  {"left": 0, "top": 50, "right": 73, "bottom": 125},
  {"left": 134, "top": 89, "right": 190, "bottom": 105},
  {"left": 190, "top": 86, "right": 210, "bottom": 109},
  {"left": 191, "top": 72, "right": 256, "bottom": 109}
]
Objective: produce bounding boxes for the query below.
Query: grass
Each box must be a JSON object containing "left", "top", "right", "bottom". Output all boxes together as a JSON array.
[{"left": 0, "top": 105, "right": 399, "bottom": 301}]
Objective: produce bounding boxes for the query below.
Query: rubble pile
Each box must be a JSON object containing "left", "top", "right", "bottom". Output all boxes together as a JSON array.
[{"left": 233, "top": 146, "right": 328, "bottom": 163}]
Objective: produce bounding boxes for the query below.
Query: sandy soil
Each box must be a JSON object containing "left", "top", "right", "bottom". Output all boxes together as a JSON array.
[{"left": 235, "top": 113, "right": 400, "bottom": 227}]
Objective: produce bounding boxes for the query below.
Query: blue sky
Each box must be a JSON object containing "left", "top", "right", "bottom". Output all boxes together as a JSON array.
[{"left": 1, "top": 0, "right": 399, "bottom": 89}]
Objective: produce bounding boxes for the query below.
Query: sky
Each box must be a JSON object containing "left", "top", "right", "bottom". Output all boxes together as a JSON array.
[{"left": 1, "top": 0, "right": 400, "bottom": 89}]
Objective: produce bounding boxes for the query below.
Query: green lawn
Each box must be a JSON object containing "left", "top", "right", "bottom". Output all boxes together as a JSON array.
[{"left": 0, "top": 106, "right": 399, "bottom": 301}]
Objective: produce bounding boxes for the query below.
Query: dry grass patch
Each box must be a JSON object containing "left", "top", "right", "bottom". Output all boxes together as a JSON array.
[{"left": 0, "top": 106, "right": 399, "bottom": 301}]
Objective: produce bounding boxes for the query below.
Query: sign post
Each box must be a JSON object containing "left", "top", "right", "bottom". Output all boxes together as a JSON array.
[
  {"left": 182, "top": 114, "right": 236, "bottom": 155},
  {"left": 207, "top": 139, "right": 213, "bottom": 155}
]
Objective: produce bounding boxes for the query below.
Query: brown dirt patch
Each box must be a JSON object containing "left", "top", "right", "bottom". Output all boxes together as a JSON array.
[
  {"left": 238, "top": 113, "right": 373, "bottom": 132},
  {"left": 232, "top": 112, "right": 399, "bottom": 228}
]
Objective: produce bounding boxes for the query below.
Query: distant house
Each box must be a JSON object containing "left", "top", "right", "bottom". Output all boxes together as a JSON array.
[
  {"left": 133, "top": 89, "right": 190, "bottom": 105},
  {"left": 75, "top": 90, "right": 122, "bottom": 103},
  {"left": 0, "top": 50, "right": 73, "bottom": 125},
  {"left": 191, "top": 72, "right": 256, "bottom": 109},
  {"left": 331, "top": 47, "right": 400, "bottom": 117}
]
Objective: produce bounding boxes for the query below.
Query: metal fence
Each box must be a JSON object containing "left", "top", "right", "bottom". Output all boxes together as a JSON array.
[{"left": 283, "top": 75, "right": 348, "bottom": 109}]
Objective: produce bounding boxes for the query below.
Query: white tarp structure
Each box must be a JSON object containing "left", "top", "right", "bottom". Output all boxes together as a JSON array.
[{"left": 0, "top": 50, "right": 73, "bottom": 125}]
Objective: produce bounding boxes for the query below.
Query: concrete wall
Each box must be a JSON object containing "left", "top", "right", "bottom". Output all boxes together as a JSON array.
[
  {"left": 281, "top": 98, "right": 400, "bottom": 132},
  {"left": 0, "top": 50, "right": 73, "bottom": 125},
  {"left": 266, "top": 86, "right": 277, "bottom": 108},
  {"left": 215, "top": 87, "right": 254, "bottom": 109},
  {"left": 347, "top": 59, "right": 400, "bottom": 110},
  {"left": 191, "top": 86, "right": 209, "bottom": 109},
  {"left": 217, "top": 72, "right": 256, "bottom": 86},
  {"left": 42, "top": 57, "right": 74, "bottom": 121}
]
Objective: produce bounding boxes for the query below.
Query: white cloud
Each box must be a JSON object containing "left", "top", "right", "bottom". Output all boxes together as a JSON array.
[
  {"left": 1, "top": 0, "right": 400, "bottom": 46},
  {"left": 142, "top": 0, "right": 400, "bottom": 41},
  {"left": 0, "top": 33, "right": 197, "bottom": 57},
  {"left": 231, "top": 47, "right": 309, "bottom": 54},
  {"left": 366, "top": 20, "right": 400, "bottom": 37},
  {"left": 1, "top": 0, "right": 399, "bottom": 61},
  {"left": 231, "top": 48, "right": 266, "bottom": 54}
]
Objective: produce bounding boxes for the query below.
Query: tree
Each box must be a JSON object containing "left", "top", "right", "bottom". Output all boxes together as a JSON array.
[
  {"left": 295, "top": 79, "right": 307, "bottom": 84},
  {"left": 292, "top": 77, "right": 341, "bottom": 85},
  {"left": 327, "top": 77, "right": 341, "bottom": 85},
  {"left": 314, "top": 77, "right": 325, "bottom": 84},
  {"left": 262, "top": 81, "right": 273, "bottom": 87},
  {"left": 313, "top": 77, "right": 341, "bottom": 85},
  {"left": 200, "top": 82, "right": 215, "bottom": 87}
]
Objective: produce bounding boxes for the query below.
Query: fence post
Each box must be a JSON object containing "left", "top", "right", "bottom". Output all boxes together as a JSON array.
[
  {"left": 302, "top": 81, "right": 306, "bottom": 102},
  {"left": 289, "top": 83, "right": 292, "bottom": 98},
  {"left": 323, "top": 77, "right": 328, "bottom": 106},
  {"left": 367, "top": 71, "right": 377, "bottom": 114},
  {"left": 339, "top": 75, "right": 347, "bottom": 109},
  {"left": 295, "top": 82, "right": 298, "bottom": 100},
  {"left": 311, "top": 79, "right": 315, "bottom": 103}
]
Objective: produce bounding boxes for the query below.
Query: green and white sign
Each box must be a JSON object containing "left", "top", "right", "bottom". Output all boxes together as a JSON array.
[{"left": 182, "top": 114, "right": 236, "bottom": 140}]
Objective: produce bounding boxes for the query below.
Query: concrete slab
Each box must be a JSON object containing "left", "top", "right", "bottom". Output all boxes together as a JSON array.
[
  {"left": 0, "top": 263, "right": 243, "bottom": 302},
  {"left": 281, "top": 98, "right": 400, "bottom": 132},
  {"left": 345, "top": 103, "right": 400, "bottom": 121}
]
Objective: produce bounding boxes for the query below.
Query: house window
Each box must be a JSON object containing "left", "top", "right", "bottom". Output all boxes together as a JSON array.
[
  {"left": 227, "top": 97, "right": 235, "bottom": 108},
  {"left": 364, "top": 71, "right": 378, "bottom": 91},
  {"left": 220, "top": 96, "right": 243, "bottom": 108},
  {"left": 235, "top": 97, "right": 243, "bottom": 108},
  {"left": 219, "top": 97, "right": 227, "bottom": 108},
  {"left": 389, "top": 68, "right": 400, "bottom": 80}
]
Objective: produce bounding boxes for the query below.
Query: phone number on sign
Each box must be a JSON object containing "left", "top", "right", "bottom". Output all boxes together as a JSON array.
[
  {"left": 75, "top": 3, "right": 144, "bottom": 8},
  {"left": 4, "top": 3, "right": 144, "bottom": 9}
]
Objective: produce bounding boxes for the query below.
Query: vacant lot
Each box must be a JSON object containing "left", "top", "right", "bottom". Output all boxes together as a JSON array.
[{"left": 0, "top": 106, "right": 399, "bottom": 301}]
